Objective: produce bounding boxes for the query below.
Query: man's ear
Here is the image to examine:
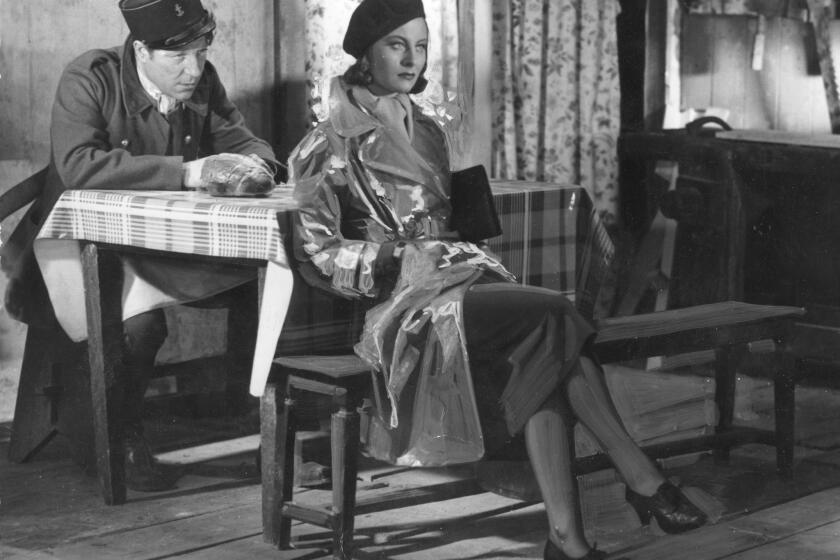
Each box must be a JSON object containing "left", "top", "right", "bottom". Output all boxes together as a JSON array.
[{"left": 133, "top": 40, "right": 150, "bottom": 63}]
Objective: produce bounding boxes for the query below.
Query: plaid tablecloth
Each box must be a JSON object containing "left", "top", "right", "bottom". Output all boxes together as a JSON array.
[
  {"left": 488, "top": 181, "right": 615, "bottom": 321},
  {"left": 37, "top": 187, "right": 299, "bottom": 262},
  {"left": 34, "top": 188, "right": 301, "bottom": 396}
]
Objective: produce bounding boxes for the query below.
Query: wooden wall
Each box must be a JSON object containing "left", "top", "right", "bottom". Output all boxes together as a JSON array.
[{"left": 680, "top": 13, "right": 832, "bottom": 132}]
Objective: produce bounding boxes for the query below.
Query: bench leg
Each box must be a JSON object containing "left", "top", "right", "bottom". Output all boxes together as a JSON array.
[
  {"left": 774, "top": 352, "right": 798, "bottom": 479},
  {"left": 261, "top": 379, "right": 296, "bottom": 548},
  {"left": 331, "top": 405, "right": 360, "bottom": 560},
  {"left": 713, "top": 345, "right": 741, "bottom": 465},
  {"left": 9, "top": 329, "right": 60, "bottom": 463}
]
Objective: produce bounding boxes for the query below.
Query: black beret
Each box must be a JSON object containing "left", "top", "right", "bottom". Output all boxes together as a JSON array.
[
  {"left": 343, "top": 0, "right": 426, "bottom": 59},
  {"left": 119, "top": 0, "right": 216, "bottom": 50}
]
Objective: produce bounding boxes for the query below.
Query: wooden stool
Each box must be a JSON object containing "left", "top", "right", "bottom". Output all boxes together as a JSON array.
[{"left": 260, "top": 355, "right": 372, "bottom": 559}]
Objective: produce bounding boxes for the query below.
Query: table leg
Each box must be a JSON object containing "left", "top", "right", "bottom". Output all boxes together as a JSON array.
[
  {"left": 249, "top": 260, "right": 294, "bottom": 397},
  {"left": 82, "top": 243, "right": 126, "bottom": 505}
]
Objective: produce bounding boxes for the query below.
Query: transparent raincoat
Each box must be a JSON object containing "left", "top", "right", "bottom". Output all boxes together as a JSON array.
[{"left": 289, "top": 78, "right": 515, "bottom": 466}]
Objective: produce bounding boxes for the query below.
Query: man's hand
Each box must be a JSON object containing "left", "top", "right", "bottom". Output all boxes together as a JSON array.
[{"left": 183, "top": 153, "right": 275, "bottom": 196}]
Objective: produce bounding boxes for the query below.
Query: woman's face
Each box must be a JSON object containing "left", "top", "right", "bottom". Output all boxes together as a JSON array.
[{"left": 365, "top": 17, "right": 428, "bottom": 96}]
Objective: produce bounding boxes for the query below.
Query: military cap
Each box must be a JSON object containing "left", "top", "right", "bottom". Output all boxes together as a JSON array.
[
  {"left": 119, "top": 0, "right": 216, "bottom": 50},
  {"left": 343, "top": 0, "right": 426, "bottom": 59}
]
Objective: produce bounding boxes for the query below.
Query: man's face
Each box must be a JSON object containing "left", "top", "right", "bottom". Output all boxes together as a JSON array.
[{"left": 135, "top": 36, "right": 210, "bottom": 101}]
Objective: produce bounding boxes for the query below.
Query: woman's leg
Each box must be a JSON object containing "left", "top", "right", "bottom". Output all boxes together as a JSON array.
[
  {"left": 525, "top": 394, "right": 591, "bottom": 558},
  {"left": 564, "top": 355, "right": 664, "bottom": 497},
  {"left": 565, "top": 356, "right": 708, "bottom": 534},
  {"left": 463, "top": 284, "right": 598, "bottom": 555}
]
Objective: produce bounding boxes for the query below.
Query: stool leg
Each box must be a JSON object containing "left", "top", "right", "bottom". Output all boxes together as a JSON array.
[
  {"left": 774, "top": 351, "right": 798, "bottom": 479},
  {"left": 261, "top": 380, "right": 296, "bottom": 548},
  {"left": 331, "top": 406, "right": 360, "bottom": 560},
  {"left": 713, "top": 345, "right": 739, "bottom": 465}
]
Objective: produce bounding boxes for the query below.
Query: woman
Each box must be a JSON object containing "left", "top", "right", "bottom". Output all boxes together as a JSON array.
[{"left": 288, "top": 1, "right": 707, "bottom": 558}]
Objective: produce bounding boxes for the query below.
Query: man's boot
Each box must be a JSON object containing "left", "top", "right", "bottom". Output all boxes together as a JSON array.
[
  {"left": 124, "top": 428, "right": 179, "bottom": 492},
  {"left": 121, "top": 311, "right": 177, "bottom": 492}
]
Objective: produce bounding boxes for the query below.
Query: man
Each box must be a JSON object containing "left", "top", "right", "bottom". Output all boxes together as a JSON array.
[{"left": 1, "top": 0, "right": 279, "bottom": 491}]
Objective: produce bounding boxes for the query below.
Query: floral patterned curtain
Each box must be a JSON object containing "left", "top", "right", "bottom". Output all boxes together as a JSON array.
[
  {"left": 303, "top": 0, "right": 460, "bottom": 125},
  {"left": 491, "top": 0, "right": 621, "bottom": 226}
]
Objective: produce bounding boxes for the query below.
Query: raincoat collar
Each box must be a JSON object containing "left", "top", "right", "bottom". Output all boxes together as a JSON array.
[
  {"left": 120, "top": 35, "right": 209, "bottom": 118},
  {"left": 327, "top": 77, "right": 380, "bottom": 139},
  {"left": 327, "top": 77, "right": 441, "bottom": 189}
]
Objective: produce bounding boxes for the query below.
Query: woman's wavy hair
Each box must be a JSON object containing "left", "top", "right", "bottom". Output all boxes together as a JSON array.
[{"left": 342, "top": 56, "right": 428, "bottom": 94}]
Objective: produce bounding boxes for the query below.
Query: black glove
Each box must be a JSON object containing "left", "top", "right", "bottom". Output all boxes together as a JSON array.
[{"left": 374, "top": 241, "right": 405, "bottom": 283}]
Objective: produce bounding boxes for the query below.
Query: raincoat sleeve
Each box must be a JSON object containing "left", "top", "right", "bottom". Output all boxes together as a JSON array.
[{"left": 288, "top": 128, "right": 382, "bottom": 299}]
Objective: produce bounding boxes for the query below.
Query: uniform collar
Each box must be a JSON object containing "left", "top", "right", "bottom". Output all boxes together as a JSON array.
[
  {"left": 120, "top": 36, "right": 209, "bottom": 118},
  {"left": 135, "top": 61, "right": 180, "bottom": 115}
]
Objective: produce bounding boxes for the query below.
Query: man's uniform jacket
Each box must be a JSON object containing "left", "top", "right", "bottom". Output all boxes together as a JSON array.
[{"left": 2, "top": 36, "right": 278, "bottom": 328}]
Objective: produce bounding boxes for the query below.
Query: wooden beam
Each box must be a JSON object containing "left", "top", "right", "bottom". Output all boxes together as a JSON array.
[
  {"left": 807, "top": 0, "right": 840, "bottom": 132},
  {"left": 458, "top": 0, "right": 492, "bottom": 172},
  {"left": 274, "top": 0, "right": 310, "bottom": 167}
]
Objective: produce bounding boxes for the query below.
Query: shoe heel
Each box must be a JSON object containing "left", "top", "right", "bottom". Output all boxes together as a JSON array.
[
  {"left": 625, "top": 489, "right": 651, "bottom": 525},
  {"left": 634, "top": 507, "right": 652, "bottom": 525}
]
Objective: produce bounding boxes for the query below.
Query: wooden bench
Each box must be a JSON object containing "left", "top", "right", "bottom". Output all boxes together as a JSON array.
[{"left": 260, "top": 299, "right": 804, "bottom": 559}]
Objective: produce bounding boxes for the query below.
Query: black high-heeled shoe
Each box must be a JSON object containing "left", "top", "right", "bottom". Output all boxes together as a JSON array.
[
  {"left": 626, "top": 481, "right": 707, "bottom": 534},
  {"left": 544, "top": 539, "right": 606, "bottom": 560}
]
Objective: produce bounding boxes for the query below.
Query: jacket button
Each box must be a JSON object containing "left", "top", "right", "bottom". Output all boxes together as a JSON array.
[
  {"left": 184, "top": 135, "right": 192, "bottom": 144},
  {"left": 121, "top": 139, "right": 129, "bottom": 147}
]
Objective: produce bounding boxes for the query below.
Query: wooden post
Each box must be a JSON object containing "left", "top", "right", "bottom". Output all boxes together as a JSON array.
[
  {"left": 807, "top": 0, "right": 840, "bottom": 132},
  {"left": 274, "top": 0, "right": 310, "bottom": 167},
  {"left": 457, "top": 0, "right": 493, "bottom": 172}
]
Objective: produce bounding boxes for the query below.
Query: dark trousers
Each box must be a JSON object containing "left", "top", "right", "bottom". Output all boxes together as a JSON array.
[{"left": 121, "top": 280, "right": 259, "bottom": 436}]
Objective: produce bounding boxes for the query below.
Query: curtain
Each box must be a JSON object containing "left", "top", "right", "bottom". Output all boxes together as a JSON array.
[{"left": 491, "top": 0, "right": 621, "bottom": 227}]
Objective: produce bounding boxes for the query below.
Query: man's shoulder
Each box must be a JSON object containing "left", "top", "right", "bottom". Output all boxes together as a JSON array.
[{"left": 65, "top": 46, "right": 122, "bottom": 74}]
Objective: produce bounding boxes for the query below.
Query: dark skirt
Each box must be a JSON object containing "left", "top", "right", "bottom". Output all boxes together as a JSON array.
[{"left": 462, "top": 281, "right": 595, "bottom": 457}]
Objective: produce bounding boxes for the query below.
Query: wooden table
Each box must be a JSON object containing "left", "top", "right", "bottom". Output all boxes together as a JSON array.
[{"left": 33, "top": 188, "right": 300, "bottom": 504}]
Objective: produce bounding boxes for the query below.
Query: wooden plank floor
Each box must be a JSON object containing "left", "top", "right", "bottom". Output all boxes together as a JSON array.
[{"left": 3, "top": 379, "right": 840, "bottom": 559}]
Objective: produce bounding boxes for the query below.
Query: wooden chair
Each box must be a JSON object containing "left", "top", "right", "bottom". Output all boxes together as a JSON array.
[
  {"left": 0, "top": 167, "right": 81, "bottom": 465},
  {"left": 260, "top": 202, "right": 805, "bottom": 559}
]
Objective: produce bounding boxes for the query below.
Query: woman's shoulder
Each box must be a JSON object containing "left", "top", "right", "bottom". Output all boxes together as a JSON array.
[
  {"left": 290, "top": 121, "right": 339, "bottom": 160},
  {"left": 412, "top": 105, "right": 447, "bottom": 141}
]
